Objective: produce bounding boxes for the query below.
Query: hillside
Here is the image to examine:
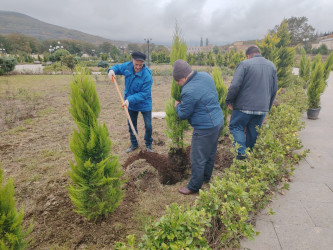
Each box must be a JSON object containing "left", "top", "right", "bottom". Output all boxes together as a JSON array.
[{"left": 0, "top": 10, "right": 126, "bottom": 45}]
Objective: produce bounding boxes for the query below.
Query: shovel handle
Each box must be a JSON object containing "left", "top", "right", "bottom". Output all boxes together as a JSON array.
[{"left": 111, "top": 76, "right": 139, "bottom": 140}]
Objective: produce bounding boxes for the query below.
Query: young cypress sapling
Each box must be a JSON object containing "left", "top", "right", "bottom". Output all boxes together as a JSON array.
[
  {"left": 68, "top": 67, "right": 124, "bottom": 221},
  {"left": 0, "top": 164, "right": 32, "bottom": 249}
]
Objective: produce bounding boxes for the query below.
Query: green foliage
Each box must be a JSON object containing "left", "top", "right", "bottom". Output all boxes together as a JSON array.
[
  {"left": 275, "top": 21, "right": 296, "bottom": 83},
  {"left": 307, "top": 62, "right": 325, "bottom": 109},
  {"left": 0, "top": 57, "right": 17, "bottom": 75},
  {"left": 279, "top": 79, "right": 307, "bottom": 112},
  {"left": 212, "top": 67, "right": 229, "bottom": 135},
  {"left": 165, "top": 24, "right": 190, "bottom": 150},
  {"left": 258, "top": 20, "right": 295, "bottom": 87},
  {"left": 0, "top": 164, "right": 32, "bottom": 249},
  {"left": 68, "top": 67, "right": 124, "bottom": 221},
  {"left": 52, "top": 48, "right": 70, "bottom": 62},
  {"left": 312, "top": 44, "right": 329, "bottom": 55},
  {"left": 140, "top": 204, "right": 211, "bottom": 249},
  {"left": 323, "top": 51, "right": 333, "bottom": 81},
  {"left": 151, "top": 51, "right": 170, "bottom": 64},
  {"left": 311, "top": 54, "right": 322, "bottom": 71},
  {"left": 165, "top": 99, "right": 189, "bottom": 150},
  {"left": 206, "top": 51, "right": 215, "bottom": 66},
  {"left": 43, "top": 61, "right": 71, "bottom": 73},
  {"left": 257, "top": 33, "right": 280, "bottom": 65},
  {"left": 298, "top": 48, "right": 311, "bottom": 85},
  {"left": 221, "top": 49, "right": 246, "bottom": 69},
  {"left": 270, "top": 16, "right": 316, "bottom": 46},
  {"left": 97, "top": 61, "right": 110, "bottom": 68},
  {"left": 61, "top": 54, "right": 76, "bottom": 71}
]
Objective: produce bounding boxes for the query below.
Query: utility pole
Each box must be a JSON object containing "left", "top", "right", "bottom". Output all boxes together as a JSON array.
[{"left": 144, "top": 38, "right": 152, "bottom": 67}]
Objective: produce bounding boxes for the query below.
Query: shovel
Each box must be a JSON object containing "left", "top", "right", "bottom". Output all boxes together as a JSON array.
[{"left": 110, "top": 76, "right": 140, "bottom": 147}]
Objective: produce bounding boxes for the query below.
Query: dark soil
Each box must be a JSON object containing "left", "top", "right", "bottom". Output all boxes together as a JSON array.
[{"left": 123, "top": 148, "right": 189, "bottom": 185}]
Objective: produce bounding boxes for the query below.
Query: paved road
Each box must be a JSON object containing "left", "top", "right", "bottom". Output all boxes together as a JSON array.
[{"left": 241, "top": 72, "right": 333, "bottom": 250}]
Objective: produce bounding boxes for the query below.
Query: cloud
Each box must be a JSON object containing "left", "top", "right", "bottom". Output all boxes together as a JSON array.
[{"left": 1, "top": 0, "right": 333, "bottom": 45}]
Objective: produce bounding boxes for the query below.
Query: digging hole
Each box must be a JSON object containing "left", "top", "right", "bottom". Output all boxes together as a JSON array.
[{"left": 123, "top": 149, "right": 188, "bottom": 185}]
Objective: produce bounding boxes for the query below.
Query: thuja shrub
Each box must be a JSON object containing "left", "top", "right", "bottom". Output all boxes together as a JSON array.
[
  {"left": 116, "top": 204, "right": 211, "bottom": 249},
  {"left": 116, "top": 80, "right": 307, "bottom": 249},
  {"left": 0, "top": 164, "right": 32, "bottom": 249},
  {"left": 196, "top": 91, "right": 307, "bottom": 248},
  {"left": 68, "top": 67, "right": 124, "bottom": 221},
  {"left": 212, "top": 66, "right": 229, "bottom": 136}
]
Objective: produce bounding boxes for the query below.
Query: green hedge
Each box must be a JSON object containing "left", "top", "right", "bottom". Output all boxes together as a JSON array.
[{"left": 116, "top": 84, "right": 307, "bottom": 249}]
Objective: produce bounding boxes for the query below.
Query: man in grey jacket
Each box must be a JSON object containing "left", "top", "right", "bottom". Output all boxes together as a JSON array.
[
  {"left": 173, "top": 59, "right": 224, "bottom": 194},
  {"left": 226, "top": 46, "right": 278, "bottom": 160}
]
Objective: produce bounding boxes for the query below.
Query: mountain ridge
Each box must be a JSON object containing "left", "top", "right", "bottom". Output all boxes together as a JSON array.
[{"left": 0, "top": 10, "right": 127, "bottom": 46}]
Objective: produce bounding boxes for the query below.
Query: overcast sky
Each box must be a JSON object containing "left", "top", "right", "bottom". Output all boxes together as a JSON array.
[{"left": 1, "top": 0, "right": 333, "bottom": 46}]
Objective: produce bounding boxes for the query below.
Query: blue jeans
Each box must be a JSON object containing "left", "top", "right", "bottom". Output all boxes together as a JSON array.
[
  {"left": 229, "top": 110, "right": 265, "bottom": 156},
  {"left": 188, "top": 122, "right": 223, "bottom": 192},
  {"left": 128, "top": 110, "right": 153, "bottom": 147}
]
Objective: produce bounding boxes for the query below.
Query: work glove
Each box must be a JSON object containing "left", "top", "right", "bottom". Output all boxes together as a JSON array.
[
  {"left": 121, "top": 99, "right": 129, "bottom": 108},
  {"left": 108, "top": 69, "right": 116, "bottom": 79}
]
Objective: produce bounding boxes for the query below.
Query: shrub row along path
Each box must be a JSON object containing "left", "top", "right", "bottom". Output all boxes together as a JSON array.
[{"left": 241, "top": 72, "right": 333, "bottom": 250}]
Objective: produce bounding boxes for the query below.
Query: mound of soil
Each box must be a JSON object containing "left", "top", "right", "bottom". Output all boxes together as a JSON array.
[{"left": 123, "top": 148, "right": 189, "bottom": 185}]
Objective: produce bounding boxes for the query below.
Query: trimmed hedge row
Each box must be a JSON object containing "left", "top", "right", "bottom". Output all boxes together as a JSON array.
[{"left": 116, "top": 84, "right": 307, "bottom": 249}]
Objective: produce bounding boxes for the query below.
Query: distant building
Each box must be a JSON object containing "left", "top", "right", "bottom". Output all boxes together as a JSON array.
[
  {"left": 312, "top": 34, "right": 333, "bottom": 50},
  {"left": 229, "top": 41, "right": 254, "bottom": 53},
  {"left": 187, "top": 44, "right": 214, "bottom": 54}
]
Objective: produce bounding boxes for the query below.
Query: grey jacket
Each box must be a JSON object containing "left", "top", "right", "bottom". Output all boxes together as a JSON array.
[{"left": 225, "top": 54, "right": 278, "bottom": 112}]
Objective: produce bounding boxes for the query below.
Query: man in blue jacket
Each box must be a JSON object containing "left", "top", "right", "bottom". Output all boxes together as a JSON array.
[
  {"left": 108, "top": 51, "right": 153, "bottom": 153},
  {"left": 226, "top": 46, "right": 278, "bottom": 160},
  {"left": 173, "top": 59, "right": 224, "bottom": 195}
]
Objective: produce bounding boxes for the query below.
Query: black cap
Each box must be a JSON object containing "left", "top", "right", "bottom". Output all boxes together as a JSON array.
[{"left": 131, "top": 51, "right": 146, "bottom": 61}]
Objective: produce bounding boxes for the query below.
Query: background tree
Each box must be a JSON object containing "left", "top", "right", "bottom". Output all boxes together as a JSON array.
[
  {"left": 275, "top": 20, "right": 295, "bottom": 83},
  {"left": 258, "top": 20, "right": 295, "bottom": 87},
  {"left": 127, "top": 43, "right": 142, "bottom": 53},
  {"left": 312, "top": 44, "right": 329, "bottom": 55},
  {"left": 0, "top": 57, "right": 17, "bottom": 75},
  {"left": 215, "top": 52, "right": 223, "bottom": 67},
  {"left": 0, "top": 164, "right": 32, "bottom": 249},
  {"left": 213, "top": 46, "right": 220, "bottom": 54},
  {"left": 323, "top": 51, "right": 333, "bottom": 81},
  {"left": 52, "top": 48, "right": 70, "bottom": 62},
  {"left": 206, "top": 51, "right": 215, "bottom": 66},
  {"left": 68, "top": 67, "right": 124, "bottom": 221},
  {"left": 110, "top": 45, "right": 121, "bottom": 61},
  {"left": 299, "top": 47, "right": 311, "bottom": 85},
  {"left": 206, "top": 38, "right": 209, "bottom": 46},
  {"left": 165, "top": 24, "right": 189, "bottom": 151},
  {"left": 98, "top": 42, "right": 113, "bottom": 54},
  {"left": 271, "top": 16, "right": 316, "bottom": 46},
  {"left": 61, "top": 54, "right": 76, "bottom": 71}
]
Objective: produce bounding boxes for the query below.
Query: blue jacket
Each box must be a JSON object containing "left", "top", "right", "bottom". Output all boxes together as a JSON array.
[
  {"left": 226, "top": 54, "right": 278, "bottom": 112},
  {"left": 176, "top": 71, "right": 224, "bottom": 129},
  {"left": 108, "top": 61, "right": 153, "bottom": 111}
]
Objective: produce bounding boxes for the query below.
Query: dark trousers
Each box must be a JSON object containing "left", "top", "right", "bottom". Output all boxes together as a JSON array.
[
  {"left": 128, "top": 110, "right": 153, "bottom": 147},
  {"left": 229, "top": 110, "right": 265, "bottom": 156},
  {"left": 188, "top": 122, "right": 223, "bottom": 192}
]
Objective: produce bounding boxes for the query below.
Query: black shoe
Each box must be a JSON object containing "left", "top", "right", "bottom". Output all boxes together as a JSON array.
[
  {"left": 126, "top": 145, "right": 138, "bottom": 153},
  {"left": 146, "top": 145, "right": 154, "bottom": 152},
  {"left": 236, "top": 155, "right": 248, "bottom": 160}
]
